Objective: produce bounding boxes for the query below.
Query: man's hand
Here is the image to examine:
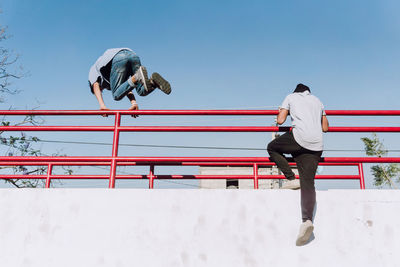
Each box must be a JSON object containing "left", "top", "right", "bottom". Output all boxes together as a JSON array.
[
  {"left": 129, "top": 103, "right": 139, "bottom": 118},
  {"left": 100, "top": 105, "right": 110, "bottom": 117}
]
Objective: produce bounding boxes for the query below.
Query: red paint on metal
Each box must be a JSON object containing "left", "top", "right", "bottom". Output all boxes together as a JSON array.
[
  {"left": 149, "top": 165, "right": 155, "bottom": 189},
  {"left": 1, "top": 126, "right": 400, "bottom": 132},
  {"left": 1, "top": 109, "right": 400, "bottom": 116},
  {"left": 0, "top": 174, "right": 361, "bottom": 180},
  {"left": 358, "top": 163, "right": 366, "bottom": 190},
  {"left": 45, "top": 164, "right": 53, "bottom": 188},
  {"left": 1, "top": 156, "right": 400, "bottom": 163},
  {"left": 253, "top": 164, "right": 259, "bottom": 189},
  {"left": 0, "top": 109, "right": 399, "bottom": 189},
  {"left": 109, "top": 113, "right": 121, "bottom": 188}
]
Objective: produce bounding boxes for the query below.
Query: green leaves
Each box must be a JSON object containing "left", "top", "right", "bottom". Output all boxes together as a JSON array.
[
  {"left": 0, "top": 130, "right": 74, "bottom": 187},
  {"left": 361, "top": 133, "right": 387, "bottom": 157},
  {"left": 361, "top": 133, "right": 399, "bottom": 188}
]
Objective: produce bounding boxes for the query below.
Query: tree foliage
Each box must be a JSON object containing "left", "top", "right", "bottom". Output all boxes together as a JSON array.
[
  {"left": 0, "top": 25, "right": 23, "bottom": 99},
  {"left": 361, "top": 133, "right": 400, "bottom": 188},
  {"left": 0, "top": 20, "right": 71, "bottom": 188}
]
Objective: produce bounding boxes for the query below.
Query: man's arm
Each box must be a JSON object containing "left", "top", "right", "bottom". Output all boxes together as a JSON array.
[
  {"left": 322, "top": 115, "right": 329, "bottom": 132},
  {"left": 92, "top": 82, "right": 108, "bottom": 110},
  {"left": 276, "top": 109, "right": 289, "bottom": 125},
  {"left": 127, "top": 91, "right": 139, "bottom": 118}
]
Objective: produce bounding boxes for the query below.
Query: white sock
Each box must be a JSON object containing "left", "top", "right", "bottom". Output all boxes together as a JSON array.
[{"left": 128, "top": 75, "right": 135, "bottom": 87}]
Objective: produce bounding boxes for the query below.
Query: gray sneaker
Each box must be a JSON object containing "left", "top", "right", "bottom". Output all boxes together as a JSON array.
[
  {"left": 281, "top": 179, "right": 300, "bottom": 190},
  {"left": 151, "top": 72, "right": 171, "bottom": 95},
  {"left": 134, "top": 66, "right": 152, "bottom": 92},
  {"left": 296, "top": 220, "right": 314, "bottom": 246}
]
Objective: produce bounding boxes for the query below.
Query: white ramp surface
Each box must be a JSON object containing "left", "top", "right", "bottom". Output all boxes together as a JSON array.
[{"left": 0, "top": 189, "right": 399, "bottom": 267}]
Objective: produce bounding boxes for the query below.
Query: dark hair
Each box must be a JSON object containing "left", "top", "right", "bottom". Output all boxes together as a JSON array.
[{"left": 293, "top": 83, "right": 310, "bottom": 93}]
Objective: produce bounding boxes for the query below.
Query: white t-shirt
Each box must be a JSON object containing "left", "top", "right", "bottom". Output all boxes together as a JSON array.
[{"left": 281, "top": 91, "right": 326, "bottom": 151}]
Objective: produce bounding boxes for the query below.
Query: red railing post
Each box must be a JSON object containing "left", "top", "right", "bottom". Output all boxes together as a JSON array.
[
  {"left": 45, "top": 163, "right": 53, "bottom": 188},
  {"left": 149, "top": 165, "right": 155, "bottom": 189},
  {"left": 358, "top": 163, "right": 366, "bottom": 190},
  {"left": 109, "top": 112, "right": 121, "bottom": 188},
  {"left": 253, "top": 163, "right": 259, "bottom": 189}
]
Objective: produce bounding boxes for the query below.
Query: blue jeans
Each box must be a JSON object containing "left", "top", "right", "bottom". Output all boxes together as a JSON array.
[{"left": 110, "top": 50, "right": 152, "bottom": 101}]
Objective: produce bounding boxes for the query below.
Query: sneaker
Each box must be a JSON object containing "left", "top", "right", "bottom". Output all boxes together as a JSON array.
[
  {"left": 281, "top": 179, "right": 300, "bottom": 190},
  {"left": 151, "top": 72, "right": 171, "bottom": 95},
  {"left": 134, "top": 66, "right": 152, "bottom": 92},
  {"left": 296, "top": 220, "right": 314, "bottom": 246}
]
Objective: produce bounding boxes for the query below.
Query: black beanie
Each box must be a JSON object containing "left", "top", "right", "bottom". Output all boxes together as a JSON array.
[{"left": 293, "top": 83, "right": 310, "bottom": 93}]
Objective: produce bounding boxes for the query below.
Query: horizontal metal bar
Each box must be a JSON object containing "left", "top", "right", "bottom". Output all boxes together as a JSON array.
[
  {"left": 0, "top": 126, "right": 114, "bottom": 131},
  {"left": 1, "top": 126, "right": 399, "bottom": 132},
  {"left": 153, "top": 175, "right": 361, "bottom": 180},
  {"left": 328, "top": 127, "right": 400, "bottom": 132},
  {"left": 0, "top": 174, "right": 361, "bottom": 180},
  {"left": 0, "top": 161, "right": 359, "bottom": 167},
  {"left": 322, "top": 157, "right": 400, "bottom": 163},
  {"left": 119, "top": 126, "right": 289, "bottom": 132},
  {"left": 0, "top": 110, "right": 279, "bottom": 116},
  {"left": 325, "top": 110, "right": 400, "bottom": 116},
  {"left": 1, "top": 110, "right": 400, "bottom": 116},
  {"left": 0, "top": 175, "right": 143, "bottom": 179},
  {"left": 0, "top": 162, "right": 114, "bottom": 166},
  {"left": 0, "top": 156, "right": 400, "bottom": 163},
  {"left": 182, "top": 162, "right": 359, "bottom": 167}
]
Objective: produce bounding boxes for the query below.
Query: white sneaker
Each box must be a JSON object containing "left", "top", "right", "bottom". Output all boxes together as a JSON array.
[
  {"left": 296, "top": 220, "right": 314, "bottom": 246},
  {"left": 281, "top": 179, "right": 300, "bottom": 190},
  {"left": 134, "top": 66, "right": 152, "bottom": 91}
]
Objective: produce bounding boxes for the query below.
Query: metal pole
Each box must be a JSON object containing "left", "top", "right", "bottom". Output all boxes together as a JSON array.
[
  {"left": 0, "top": 174, "right": 363, "bottom": 180},
  {"left": 45, "top": 163, "right": 53, "bottom": 188},
  {"left": 358, "top": 163, "right": 366, "bottom": 190},
  {"left": 2, "top": 126, "right": 400, "bottom": 133},
  {"left": 253, "top": 163, "right": 259, "bottom": 189},
  {"left": 109, "top": 112, "right": 121, "bottom": 188},
  {"left": 1, "top": 156, "right": 400, "bottom": 163},
  {"left": 149, "top": 165, "right": 155, "bottom": 189},
  {"left": 1, "top": 109, "right": 400, "bottom": 116}
]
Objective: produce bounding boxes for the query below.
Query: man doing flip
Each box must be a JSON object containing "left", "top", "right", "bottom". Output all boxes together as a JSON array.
[{"left": 88, "top": 48, "right": 171, "bottom": 113}]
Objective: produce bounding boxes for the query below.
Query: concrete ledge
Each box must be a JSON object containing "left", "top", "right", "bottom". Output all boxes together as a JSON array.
[{"left": 0, "top": 189, "right": 398, "bottom": 267}]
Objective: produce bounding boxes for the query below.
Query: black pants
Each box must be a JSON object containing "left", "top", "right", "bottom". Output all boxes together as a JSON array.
[{"left": 267, "top": 131, "right": 322, "bottom": 222}]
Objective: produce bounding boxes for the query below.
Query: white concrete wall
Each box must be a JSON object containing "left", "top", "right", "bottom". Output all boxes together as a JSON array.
[
  {"left": 199, "top": 166, "right": 288, "bottom": 189},
  {"left": 0, "top": 189, "right": 398, "bottom": 267}
]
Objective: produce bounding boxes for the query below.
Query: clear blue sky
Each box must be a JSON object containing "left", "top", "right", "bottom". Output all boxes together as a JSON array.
[{"left": 0, "top": 0, "right": 399, "bottom": 189}]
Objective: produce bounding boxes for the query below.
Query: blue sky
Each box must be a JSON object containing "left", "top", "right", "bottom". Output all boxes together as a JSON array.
[{"left": 0, "top": 0, "right": 399, "bottom": 189}]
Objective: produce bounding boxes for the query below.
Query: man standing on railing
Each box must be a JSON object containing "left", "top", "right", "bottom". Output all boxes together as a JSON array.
[
  {"left": 88, "top": 48, "right": 171, "bottom": 116},
  {"left": 267, "top": 83, "right": 329, "bottom": 246}
]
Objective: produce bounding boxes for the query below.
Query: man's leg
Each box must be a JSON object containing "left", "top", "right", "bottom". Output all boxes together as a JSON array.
[
  {"left": 111, "top": 51, "right": 136, "bottom": 101},
  {"left": 294, "top": 151, "right": 322, "bottom": 222},
  {"left": 267, "top": 131, "right": 302, "bottom": 180},
  {"left": 127, "top": 55, "right": 154, "bottom": 97},
  {"left": 111, "top": 51, "right": 153, "bottom": 100}
]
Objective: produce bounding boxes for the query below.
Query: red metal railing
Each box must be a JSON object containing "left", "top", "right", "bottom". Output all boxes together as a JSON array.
[{"left": 1, "top": 109, "right": 399, "bottom": 189}]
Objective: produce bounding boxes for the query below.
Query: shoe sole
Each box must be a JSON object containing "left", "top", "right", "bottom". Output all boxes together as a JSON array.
[
  {"left": 281, "top": 180, "right": 300, "bottom": 190},
  {"left": 138, "top": 66, "right": 151, "bottom": 91},
  {"left": 152, "top": 72, "right": 171, "bottom": 95},
  {"left": 282, "top": 185, "right": 301, "bottom": 190},
  {"left": 296, "top": 224, "right": 314, "bottom": 246}
]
